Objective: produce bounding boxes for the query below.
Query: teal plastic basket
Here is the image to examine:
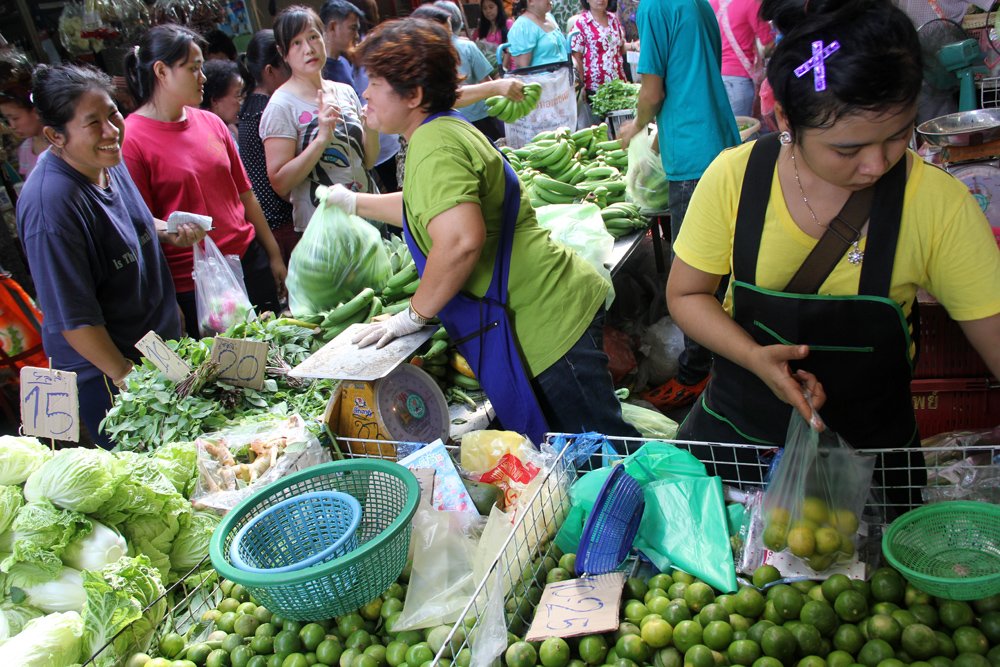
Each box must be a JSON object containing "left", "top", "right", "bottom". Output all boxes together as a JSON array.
[
  {"left": 210, "top": 459, "right": 420, "bottom": 620},
  {"left": 229, "top": 491, "right": 362, "bottom": 574},
  {"left": 882, "top": 500, "right": 1000, "bottom": 601}
]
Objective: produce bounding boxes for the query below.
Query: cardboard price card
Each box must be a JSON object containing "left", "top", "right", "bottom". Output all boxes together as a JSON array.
[
  {"left": 19, "top": 367, "right": 79, "bottom": 442},
  {"left": 135, "top": 331, "right": 191, "bottom": 382},
  {"left": 525, "top": 572, "right": 625, "bottom": 641},
  {"left": 210, "top": 336, "right": 268, "bottom": 390}
]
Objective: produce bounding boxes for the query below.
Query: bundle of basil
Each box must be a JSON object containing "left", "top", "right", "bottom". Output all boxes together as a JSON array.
[
  {"left": 589, "top": 79, "right": 640, "bottom": 118},
  {"left": 101, "top": 315, "right": 335, "bottom": 453}
]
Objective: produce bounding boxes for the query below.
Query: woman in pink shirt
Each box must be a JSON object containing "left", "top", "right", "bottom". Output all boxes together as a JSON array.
[
  {"left": 123, "top": 24, "right": 286, "bottom": 337},
  {"left": 710, "top": 0, "right": 774, "bottom": 118}
]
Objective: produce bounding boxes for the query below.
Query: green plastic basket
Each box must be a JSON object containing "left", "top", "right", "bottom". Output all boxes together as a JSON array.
[
  {"left": 210, "top": 459, "right": 420, "bottom": 620},
  {"left": 882, "top": 500, "right": 1000, "bottom": 601}
]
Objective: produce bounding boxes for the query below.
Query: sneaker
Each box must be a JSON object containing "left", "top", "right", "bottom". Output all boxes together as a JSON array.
[{"left": 639, "top": 375, "right": 709, "bottom": 410}]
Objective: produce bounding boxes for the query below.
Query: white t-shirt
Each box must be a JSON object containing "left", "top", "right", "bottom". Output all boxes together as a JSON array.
[{"left": 259, "top": 82, "right": 376, "bottom": 231}]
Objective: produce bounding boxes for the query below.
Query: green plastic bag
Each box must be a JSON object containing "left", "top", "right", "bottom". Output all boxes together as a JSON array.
[
  {"left": 286, "top": 186, "right": 391, "bottom": 317},
  {"left": 555, "top": 442, "right": 738, "bottom": 593}
]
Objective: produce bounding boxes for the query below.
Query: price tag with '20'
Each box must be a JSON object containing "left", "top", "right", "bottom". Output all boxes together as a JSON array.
[
  {"left": 20, "top": 367, "right": 79, "bottom": 442},
  {"left": 525, "top": 572, "right": 625, "bottom": 641},
  {"left": 210, "top": 336, "right": 268, "bottom": 390}
]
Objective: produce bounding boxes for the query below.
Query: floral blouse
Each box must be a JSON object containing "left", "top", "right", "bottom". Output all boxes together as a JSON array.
[{"left": 570, "top": 11, "right": 627, "bottom": 93}]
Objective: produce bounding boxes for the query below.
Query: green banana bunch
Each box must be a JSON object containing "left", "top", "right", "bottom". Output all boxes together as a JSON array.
[{"left": 485, "top": 82, "right": 543, "bottom": 123}]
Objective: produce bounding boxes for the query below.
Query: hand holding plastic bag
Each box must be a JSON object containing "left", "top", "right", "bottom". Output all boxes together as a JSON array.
[
  {"left": 760, "top": 412, "right": 876, "bottom": 572},
  {"left": 286, "top": 186, "right": 391, "bottom": 318},
  {"left": 625, "top": 125, "right": 669, "bottom": 211},
  {"left": 193, "top": 236, "right": 254, "bottom": 337}
]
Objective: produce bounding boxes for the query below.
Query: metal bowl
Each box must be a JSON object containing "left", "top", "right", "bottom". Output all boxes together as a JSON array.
[{"left": 917, "top": 109, "right": 1000, "bottom": 146}]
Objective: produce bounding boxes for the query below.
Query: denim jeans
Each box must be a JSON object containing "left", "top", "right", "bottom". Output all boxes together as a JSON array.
[
  {"left": 532, "top": 309, "right": 641, "bottom": 438},
  {"left": 722, "top": 75, "right": 755, "bottom": 118},
  {"left": 78, "top": 373, "right": 117, "bottom": 450},
  {"left": 667, "top": 179, "right": 715, "bottom": 384}
]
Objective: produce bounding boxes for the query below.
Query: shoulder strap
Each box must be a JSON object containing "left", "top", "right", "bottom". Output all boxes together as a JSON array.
[
  {"left": 733, "top": 133, "right": 782, "bottom": 284},
  {"left": 783, "top": 188, "right": 873, "bottom": 294}
]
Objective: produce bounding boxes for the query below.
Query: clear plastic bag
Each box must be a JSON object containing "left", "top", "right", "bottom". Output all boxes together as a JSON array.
[
  {"left": 286, "top": 187, "right": 392, "bottom": 318},
  {"left": 193, "top": 235, "right": 254, "bottom": 337},
  {"left": 393, "top": 507, "right": 484, "bottom": 631},
  {"left": 760, "top": 411, "right": 876, "bottom": 573},
  {"left": 190, "top": 415, "right": 330, "bottom": 513},
  {"left": 624, "top": 125, "right": 669, "bottom": 212}
]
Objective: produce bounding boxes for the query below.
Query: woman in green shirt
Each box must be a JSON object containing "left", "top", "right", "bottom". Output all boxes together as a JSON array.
[{"left": 329, "top": 18, "right": 638, "bottom": 442}]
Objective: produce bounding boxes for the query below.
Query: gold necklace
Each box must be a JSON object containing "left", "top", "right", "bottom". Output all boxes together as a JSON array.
[{"left": 790, "top": 149, "right": 864, "bottom": 265}]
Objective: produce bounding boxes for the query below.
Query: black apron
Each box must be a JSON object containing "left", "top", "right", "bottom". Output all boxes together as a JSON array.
[
  {"left": 402, "top": 111, "right": 550, "bottom": 443},
  {"left": 682, "top": 134, "right": 919, "bottom": 451}
]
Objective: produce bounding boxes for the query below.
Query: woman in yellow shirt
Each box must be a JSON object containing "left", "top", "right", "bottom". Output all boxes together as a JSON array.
[{"left": 667, "top": 0, "right": 1000, "bottom": 466}]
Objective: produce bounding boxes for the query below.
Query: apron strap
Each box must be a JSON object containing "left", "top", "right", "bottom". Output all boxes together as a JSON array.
[
  {"left": 858, "top": 155, "right": 907, "bottom": 297},
  {"left": 733, "top": 133, "right": 781, "bottom": 283}
]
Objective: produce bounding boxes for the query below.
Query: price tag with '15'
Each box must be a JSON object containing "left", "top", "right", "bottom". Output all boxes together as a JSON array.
[
  {"left": 525, "top": 572, "right": 625, "bottom": 641},
  {"left": 135, "top": 331, "right": 191, "bottom": 382},
  {"left": 20, "top": 367, "right": 79, "bottom": 442},
  {"left": 210, "top": 336, "right": 268, "bottom": 390}
]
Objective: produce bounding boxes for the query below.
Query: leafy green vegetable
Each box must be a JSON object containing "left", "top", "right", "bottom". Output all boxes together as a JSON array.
[
  {"left": 62, "top": 521, "right": 127, "bottom": 572},
  {"left": 169, "top": 511, "right": 220, "bottom": 579},
  {"left": 23, "top": 448, "right": 122, "bottom": 513},
  {"left": 78, "top": 554, "right": 166, "bottom": 667},
  {"left": 590, "top": 79, "right": 641, "bottom": 117},
  {"left": 0, "top": 601, "right": 43, "bottom": 642},
  {"left": 0, "top": 501, "right": 92, "bottom": 589},
  {"left": 21, "top": 566, "right": 86, "bottom": 613},
  {"left": 0, "top": 437, "right": 51, "bottom": 486},
  {"left": 101, "top": 315, "right": 335, "bottom": 452},
  {"left": 151, "top": 441, "right": 199, "bottom": 498},
  {"left": 93, "top": 452, "right": 182, "bottom": 528},
  {"left": 120, "top": 496, "right": 189, "bottom": 581},
  {"left": 0, "top": 610, "right": 83, "bottom": 666},
  {"left": 0, "top": 486, "right": 22, "bottom": 536}
]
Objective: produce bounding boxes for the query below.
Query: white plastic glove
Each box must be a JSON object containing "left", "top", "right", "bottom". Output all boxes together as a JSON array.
[
  {"left": 352, "top": 309, "right": 426, "bottom": 348},
  {"left": 323, "top": 183, "right": 358, "bottom": 216}
]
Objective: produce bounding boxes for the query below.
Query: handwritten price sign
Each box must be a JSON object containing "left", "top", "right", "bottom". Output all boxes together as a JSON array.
[
  {"left": 135, "top": 331, "right": 191, "bottom": 382},
  {"left": 19, "top": 367, "right": 79, "bottom": 442},
  {"left": 210, "top": 336, "right": 268, "bottom": 390},
  {"left": 525, "top": 572, "right": 625, "bottom": 641}
]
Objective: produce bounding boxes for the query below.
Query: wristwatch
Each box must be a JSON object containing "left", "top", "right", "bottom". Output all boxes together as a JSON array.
[{"left": 407, "top": 303, "right": 431, "bottom": 326}]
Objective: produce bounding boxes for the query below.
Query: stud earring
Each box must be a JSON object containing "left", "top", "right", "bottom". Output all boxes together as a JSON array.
[{"left": 779, "top": 131, "right": 792, "bottom": 145}]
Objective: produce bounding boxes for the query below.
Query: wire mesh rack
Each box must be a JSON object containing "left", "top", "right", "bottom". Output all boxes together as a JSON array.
[
  {"left": 83, "top": 432, "right": 1000, "bottom": 665},
  {"left": 82, "top": 558, "right": 224, "bottom": 665}
]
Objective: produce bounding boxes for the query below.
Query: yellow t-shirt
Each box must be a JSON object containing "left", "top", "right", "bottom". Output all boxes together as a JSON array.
[
  {"left": 674, "top": 141, "right": 1000, "bottom": 322},
  {"left": 403, "top": 116, "right": 609, "bottom": 376}
]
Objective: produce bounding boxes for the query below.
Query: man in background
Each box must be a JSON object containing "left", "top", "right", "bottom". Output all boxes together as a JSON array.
[
  {"left": 618, "top": 0, "right": 740, "bottom": 411},
  {"left": 321, "top": 0, "right": 365, "bottom": 87}
]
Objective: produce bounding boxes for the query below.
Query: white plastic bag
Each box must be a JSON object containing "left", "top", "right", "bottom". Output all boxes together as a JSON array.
[
  {"left": 503, "top": 64, "right": 578, "bottom": 148},
  {"left": 637, "top": 316, "right": 686, "bottom": 387}
]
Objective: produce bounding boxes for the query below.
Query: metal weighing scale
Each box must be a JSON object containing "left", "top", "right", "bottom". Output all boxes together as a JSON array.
[
  {"left": 918, "top": 109, "right": 1000, "bottom": 234},
  {"left": 289, "top": 324, "right": 452, "bottom": 457}
]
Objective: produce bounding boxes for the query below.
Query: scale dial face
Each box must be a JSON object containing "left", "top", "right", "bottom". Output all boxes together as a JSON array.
[
  {"left": 375, "top": 363, "right": 451, "bottom": 444},
  {"left": 950, "top": 162, "right": 1000, "bottom": 228}
]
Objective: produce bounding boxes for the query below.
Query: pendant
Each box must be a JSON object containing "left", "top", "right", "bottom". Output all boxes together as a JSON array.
[{"left": 847, "top": 242, "right": 864, "bottom": 265}]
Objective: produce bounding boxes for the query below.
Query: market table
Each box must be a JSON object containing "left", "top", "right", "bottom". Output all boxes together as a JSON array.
[{"left": 606, "top": 213, "right": 669, "bottom": 277}]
